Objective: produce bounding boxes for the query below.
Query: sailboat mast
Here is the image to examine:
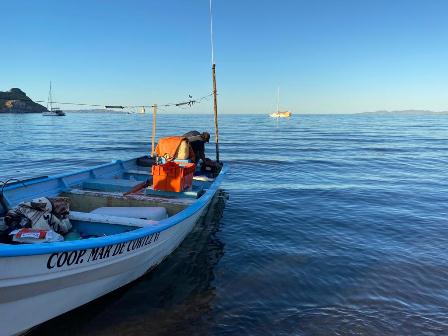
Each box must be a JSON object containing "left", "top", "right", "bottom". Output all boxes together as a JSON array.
[
  {"left": 277, "top": 87, "right": 280, "bottom": 113},
  {"left": 47, "top": 81, "right": 53, "bottom": 111},
  {"left": 49, "top": 81, "right": 53, "bottom": 111},
  {"left": 210, "top": 0, "right": 220, "bottom": 163}
]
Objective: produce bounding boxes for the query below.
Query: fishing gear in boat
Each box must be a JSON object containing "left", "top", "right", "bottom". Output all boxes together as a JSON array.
[{"left": 3, "top": 197, "right": 72, "bottom": 233}]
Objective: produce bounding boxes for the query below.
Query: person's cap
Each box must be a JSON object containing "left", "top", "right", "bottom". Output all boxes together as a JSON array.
[{"left": 202, "top": 132, "right": 210, "bottom": 142}]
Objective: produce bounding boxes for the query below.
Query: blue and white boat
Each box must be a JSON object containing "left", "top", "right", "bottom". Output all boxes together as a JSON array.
[{"left": 0, "top": 157, "right": 227, "bottom": 335}]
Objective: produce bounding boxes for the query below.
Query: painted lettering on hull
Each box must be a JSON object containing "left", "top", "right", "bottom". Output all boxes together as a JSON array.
[{"left": 46, "top": 233, "right": 160, "bottom": 269}]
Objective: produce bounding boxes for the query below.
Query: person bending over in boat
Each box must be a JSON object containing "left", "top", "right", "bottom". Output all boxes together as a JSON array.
[
  {"left": 183, "top": 131, "right": 219, "bottom": 173},
  {"left": 183, "top": 131, "right": 210, "bottom": 163}
]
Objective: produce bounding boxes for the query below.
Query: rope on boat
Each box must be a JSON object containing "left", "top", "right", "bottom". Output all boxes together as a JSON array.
[{"left": 6, "top": 92, "right": 215, "bottom": 111}]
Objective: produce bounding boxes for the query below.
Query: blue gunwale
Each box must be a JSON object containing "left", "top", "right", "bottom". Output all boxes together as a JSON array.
[{"left": 0, "top": 162, "right": 228, "bottom": 257}]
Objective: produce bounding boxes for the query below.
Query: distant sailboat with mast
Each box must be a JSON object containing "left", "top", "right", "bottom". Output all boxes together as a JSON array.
[
  {"left": 42, "top": 82, "right": 65, "bottom": 116},
  {"left": 269, "top": 87, "right": 292, "bottom": 118}
]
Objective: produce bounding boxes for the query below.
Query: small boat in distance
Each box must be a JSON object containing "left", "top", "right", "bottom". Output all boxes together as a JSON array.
[
  {"left": 42, "top": 82, "right": 65, "bottom": 116},
  {"left": 42, "top": 109, "right": 65, "bottom": 116},
  {"left": 270, "top": 111, "right": 292, "bottom": 118},
  {"left": 269, "top": 87, "right": 292, "bottom": 118}
]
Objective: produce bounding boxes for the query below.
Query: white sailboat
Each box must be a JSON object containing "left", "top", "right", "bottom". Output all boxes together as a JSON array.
[
  {"left": 42, "top": 82, "right": 65, "bottom": 116},
  {"left": 269, "top": 87, "right": 292, "bottom": 118}
]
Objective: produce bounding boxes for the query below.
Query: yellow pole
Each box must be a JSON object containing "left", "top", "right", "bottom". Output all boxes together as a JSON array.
[{"left": 151, "top": 104, "right": 157, "bottom": 157}]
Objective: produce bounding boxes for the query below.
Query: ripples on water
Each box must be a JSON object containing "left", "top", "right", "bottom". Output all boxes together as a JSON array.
[{"left": 1, "top": 113, "right": 447, "bottom": 335}]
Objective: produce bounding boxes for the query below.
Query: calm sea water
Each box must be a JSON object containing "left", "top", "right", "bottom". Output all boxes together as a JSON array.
[{"left": 1, "top": 112, "right": 448, "bottom": 335}]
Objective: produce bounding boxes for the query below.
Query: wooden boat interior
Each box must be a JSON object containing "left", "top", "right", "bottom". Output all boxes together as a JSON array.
[{"left": 0, "top": 156, "right": 216, "bottom": 241}]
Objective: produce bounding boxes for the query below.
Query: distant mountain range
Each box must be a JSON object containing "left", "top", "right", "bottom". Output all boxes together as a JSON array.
[
  {"left": 2, "top": 88, "right": 448, "bottom": 116},
  {"left": 357, "top": 110, "right": 448, "bottom": 115}
]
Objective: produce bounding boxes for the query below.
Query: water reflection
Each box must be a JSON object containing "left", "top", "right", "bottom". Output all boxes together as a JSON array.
[{"left": 31, "top": 190, "right": 228, "bottom": 336}]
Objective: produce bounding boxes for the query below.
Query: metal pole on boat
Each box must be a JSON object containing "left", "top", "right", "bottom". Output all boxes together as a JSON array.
[
  {"left": 210, "top": 0, "right": 220, "bottom": 163},
  {"left": 212, "top": 64, "right": 220, "bottom": 163},
  {"left": 151, "top": 104, "right": 157, "bottom": 157}
]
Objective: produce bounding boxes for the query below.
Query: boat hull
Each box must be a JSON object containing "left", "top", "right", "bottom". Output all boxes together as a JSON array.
[
  {"left": 0, "top": 157, "right": 227, "bottom": 336},
  {"left": 269, "top": 112, "right": 292, "bottom": 118},
  {"left": 0, "top": 199, "right": 208, "bottom": 336},
  {"left": 42, "top": 112, "right": 65, "bottom": 116}
]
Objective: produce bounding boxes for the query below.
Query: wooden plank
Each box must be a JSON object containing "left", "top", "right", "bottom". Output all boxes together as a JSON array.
[{"left": 62, "top": 189, "right": 192, "bottom": 216}]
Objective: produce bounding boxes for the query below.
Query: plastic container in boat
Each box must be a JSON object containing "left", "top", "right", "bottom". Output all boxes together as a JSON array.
[{"left": 152, "top": 162, "right": 196, "bottom": 192}]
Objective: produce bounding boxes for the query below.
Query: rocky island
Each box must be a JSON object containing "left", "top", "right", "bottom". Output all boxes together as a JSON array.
[{"left": 0, "top": 88, "right": 47, "bottom": 113}]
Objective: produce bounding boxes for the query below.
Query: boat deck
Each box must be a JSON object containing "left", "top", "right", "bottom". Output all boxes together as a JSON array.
[
  {"left": 0, "top": 156, "right": 217, "bottom": 243},
  {"left": 62, "top": 188, "right": 195, "bottom": 215}
]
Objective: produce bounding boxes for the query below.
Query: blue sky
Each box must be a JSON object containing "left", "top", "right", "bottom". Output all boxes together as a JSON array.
[{"left": 1, "top": 0, "right": 448, "bottom": 114}]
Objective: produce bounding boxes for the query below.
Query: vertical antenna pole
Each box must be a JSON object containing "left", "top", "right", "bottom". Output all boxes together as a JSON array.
[
  {"left": 210, "top": 0, "right": 220, "bottom": 163},
  {"left": 209, "top": 0, "right": 215, "bottom": 65},
  {"left": 151, "top": 104, "right": 157, "bottom": 157},
  {"left": 212, "top": 64, "right": 220, "bottom": 162}
]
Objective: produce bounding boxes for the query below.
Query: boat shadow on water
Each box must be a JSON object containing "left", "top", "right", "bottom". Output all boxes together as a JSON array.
[{"left": 29, "top": 190, "right": 228, "bottom": 336}]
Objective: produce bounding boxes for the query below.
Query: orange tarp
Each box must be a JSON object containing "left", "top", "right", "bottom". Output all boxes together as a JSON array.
[{"left": 155, "top": 136, "right": 195, "bottom": 161}]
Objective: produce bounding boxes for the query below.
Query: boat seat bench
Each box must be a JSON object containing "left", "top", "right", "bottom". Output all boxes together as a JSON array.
[
  {"left": 82, "top": 178, "right": 142, "bottom": 192},
  {"left": 145, "top": 185, "right": 205, "bottom": 199},
  {"left": 61, "top": 189, "right": 194, "bottom": 215},
  {"left": 69, "top": 211, "right": 158, "bottom": 227},
  {"left": 123, "top": 170, "right": 153, "bottom": 182}
]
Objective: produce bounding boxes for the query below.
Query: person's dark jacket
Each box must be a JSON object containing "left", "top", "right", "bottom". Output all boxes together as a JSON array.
[{"left": 183, "top": 131, "right": 207, "bottom": 163}]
